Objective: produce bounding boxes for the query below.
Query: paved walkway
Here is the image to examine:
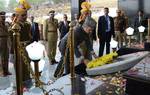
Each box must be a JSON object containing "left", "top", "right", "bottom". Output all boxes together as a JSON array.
[{"left": 0, "top": 41, "right": 128, "bottom": 95}]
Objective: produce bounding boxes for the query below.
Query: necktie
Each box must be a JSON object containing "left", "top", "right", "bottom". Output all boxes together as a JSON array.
[
  {"left": 139, "top": 16, "right": 141, "bottom": 23},
  {"left": 32, "top": 23, "right": 35, "bottom": 35},
  {"left": 105, "top": 16, "right": 110, "bottom": 32},
  {"left": 64, "top": 21, "right": 68, "bottom": 26}
]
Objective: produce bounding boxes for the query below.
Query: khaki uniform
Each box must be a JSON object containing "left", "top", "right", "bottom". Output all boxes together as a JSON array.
[
  {"left": 114, "top": 16, "right": 127, "bottom": 48},
  {"left": 0, "top": 23, "right": 9, "bottom": 76},
  {"left": 43, "top": 18, "right": 58, "bottom": 61}
]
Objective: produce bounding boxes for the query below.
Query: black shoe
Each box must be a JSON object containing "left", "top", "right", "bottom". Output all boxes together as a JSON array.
[
  {"left": 62, "top": 73, "right": 68, "bottom": 76},
  {"left": 51, "top": 60, "right": 58, "bottom": 65},
  {"left": 3, "top": 72, "right": 12, "bottom": 77}
]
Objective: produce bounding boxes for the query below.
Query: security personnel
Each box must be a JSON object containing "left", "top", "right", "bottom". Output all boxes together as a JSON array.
[
  {"left": 0, "top": 11, "right": 11, "bottom": 76},
  {"left": 10, "top": 5, "right": 32, "bottom": 88},
  {"left": 43, "top": 10, "right": 59, "bottom": 64},
  {"left": 114, "top": 9, "right": 126, "bottom": 48}
]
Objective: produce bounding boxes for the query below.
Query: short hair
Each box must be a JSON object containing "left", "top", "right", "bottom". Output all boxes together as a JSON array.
[
  {"left": 82, "top": 17, "right": 96, "bottom": 30},
  {"left": 12, "top": 13, "right": 16, "bottom": 17},
  {"left": 49, "top": 10, "right": 55, "bottom": 14},
  {"left": 0, "top": 11, "right": 6, "bottom": 16},
  {"left": 63, "top": 14, "right": 67, "bottom": 17},
  {"left": 116, "top": 9, "right": 121, "bottom": 13},
  {"left": 138, "top": 10, "right": 144, "bottom": 14},
  {"left": 104, "top": 7, "right": 109, "bottom": 10}
]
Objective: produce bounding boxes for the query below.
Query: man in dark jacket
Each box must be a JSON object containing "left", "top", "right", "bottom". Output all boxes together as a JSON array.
[
  {"left": 30, "top": 16, "right": 40, "bottom": 42},
  {"left": 54, "top": 17, "right": 97, "bottom": 77},
  {"left": 97, "top": 7, "right": 115, "bottom": 57},
  {"left": 59, "top": 14, "right": 70, "bottom": 39},
  {"left": 134, "top": 10, "right": 148, "bottom": 42}
]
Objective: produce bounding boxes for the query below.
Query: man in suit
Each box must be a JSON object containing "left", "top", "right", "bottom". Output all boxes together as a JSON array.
[
  {"left": 97, "top": 7, "right": 115, "bottom": 57},
  {"left": 30, "top": 16, "right": 40, "bottom": 42},
  {"left": 58, "top": 14, "right": 70, "bottom": 39},
  {"left": 134, "top": 10, "right": 148, "bottom": 42}
]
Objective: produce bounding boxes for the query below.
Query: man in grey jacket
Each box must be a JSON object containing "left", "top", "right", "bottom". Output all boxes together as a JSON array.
[{"left": 54, "top": 17, "right": 97, "bottom": 77}]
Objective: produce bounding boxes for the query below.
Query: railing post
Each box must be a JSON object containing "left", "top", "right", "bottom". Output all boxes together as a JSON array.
[
  {"left": 69, "top": 22, "right": 86, "bottom": 95},
  {"left": 69, "top": 23, "right": 75, "bottom": 79},
  {"left": 13, "top": 27, "right": 23, "bottom": 95},
  {"left": 33, "top": 60, "right": 40, "bottom": 87}
]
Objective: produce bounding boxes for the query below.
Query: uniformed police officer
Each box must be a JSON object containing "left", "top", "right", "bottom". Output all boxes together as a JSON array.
[
  {"left": 114, "top": 9, "right": 127, "bottom": 48},
  {"left": 0, "top": 11, "right": 11, "bottom": 76},
  {"left": 43, "top": 10, "right": 59, "bottom": 64}
]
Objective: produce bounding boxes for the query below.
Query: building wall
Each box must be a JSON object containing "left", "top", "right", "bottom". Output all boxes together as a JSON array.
[{"left": 118, "top": 0, "right": 150, "bottom": 26}]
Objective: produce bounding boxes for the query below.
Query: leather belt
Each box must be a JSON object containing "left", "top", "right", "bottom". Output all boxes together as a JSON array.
[{"left": 48, "top": 31, "right": 56, "bottom": 32}]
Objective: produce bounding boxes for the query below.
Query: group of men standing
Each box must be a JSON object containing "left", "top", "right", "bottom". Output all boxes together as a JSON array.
[
  {"left": 53, "top": 7, "right": 148, "bottom": 77},
  {"left": 0, "top": 8, "right": 41, "bottom": 88},
  {"left": 0, "top": 5, "right": 148, "bottom": 88},
  {"left": 98, "top": 8, "right": 148, "bottom": 57}
]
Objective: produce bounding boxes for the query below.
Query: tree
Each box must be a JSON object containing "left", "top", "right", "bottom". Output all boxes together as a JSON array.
[
  {"left": 7, "top": 0, "right": 18, "bottom": 11},
  {"left": 0, "top": 1, "right": 5, "bottom": 11},
  {"left": 52, "top": 0, "right": 70, "bottom": 4},
  {"left": 0, "top": 0, "right": 71, "bottom": 11}
]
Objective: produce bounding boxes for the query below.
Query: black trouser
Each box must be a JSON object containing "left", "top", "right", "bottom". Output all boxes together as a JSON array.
[
  {"left": 54, "top": 48, "right": 87, "bottom": 78},
  {"left": 99, "top": 32, "right": 111, "bottom": 57},
  {"left": 99, "top": 40, "right": 110, "bottom": 57},
  {"left": 54, "top": 48, "right": 70, "bottom": 77},
  {"left": 64, "top": 49, "right": 70, "bottom": 74}
]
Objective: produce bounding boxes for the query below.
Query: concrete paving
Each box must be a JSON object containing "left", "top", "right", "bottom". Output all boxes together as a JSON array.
[{"left": 0, "top": 40, "right": 136, "bottom": 94}]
